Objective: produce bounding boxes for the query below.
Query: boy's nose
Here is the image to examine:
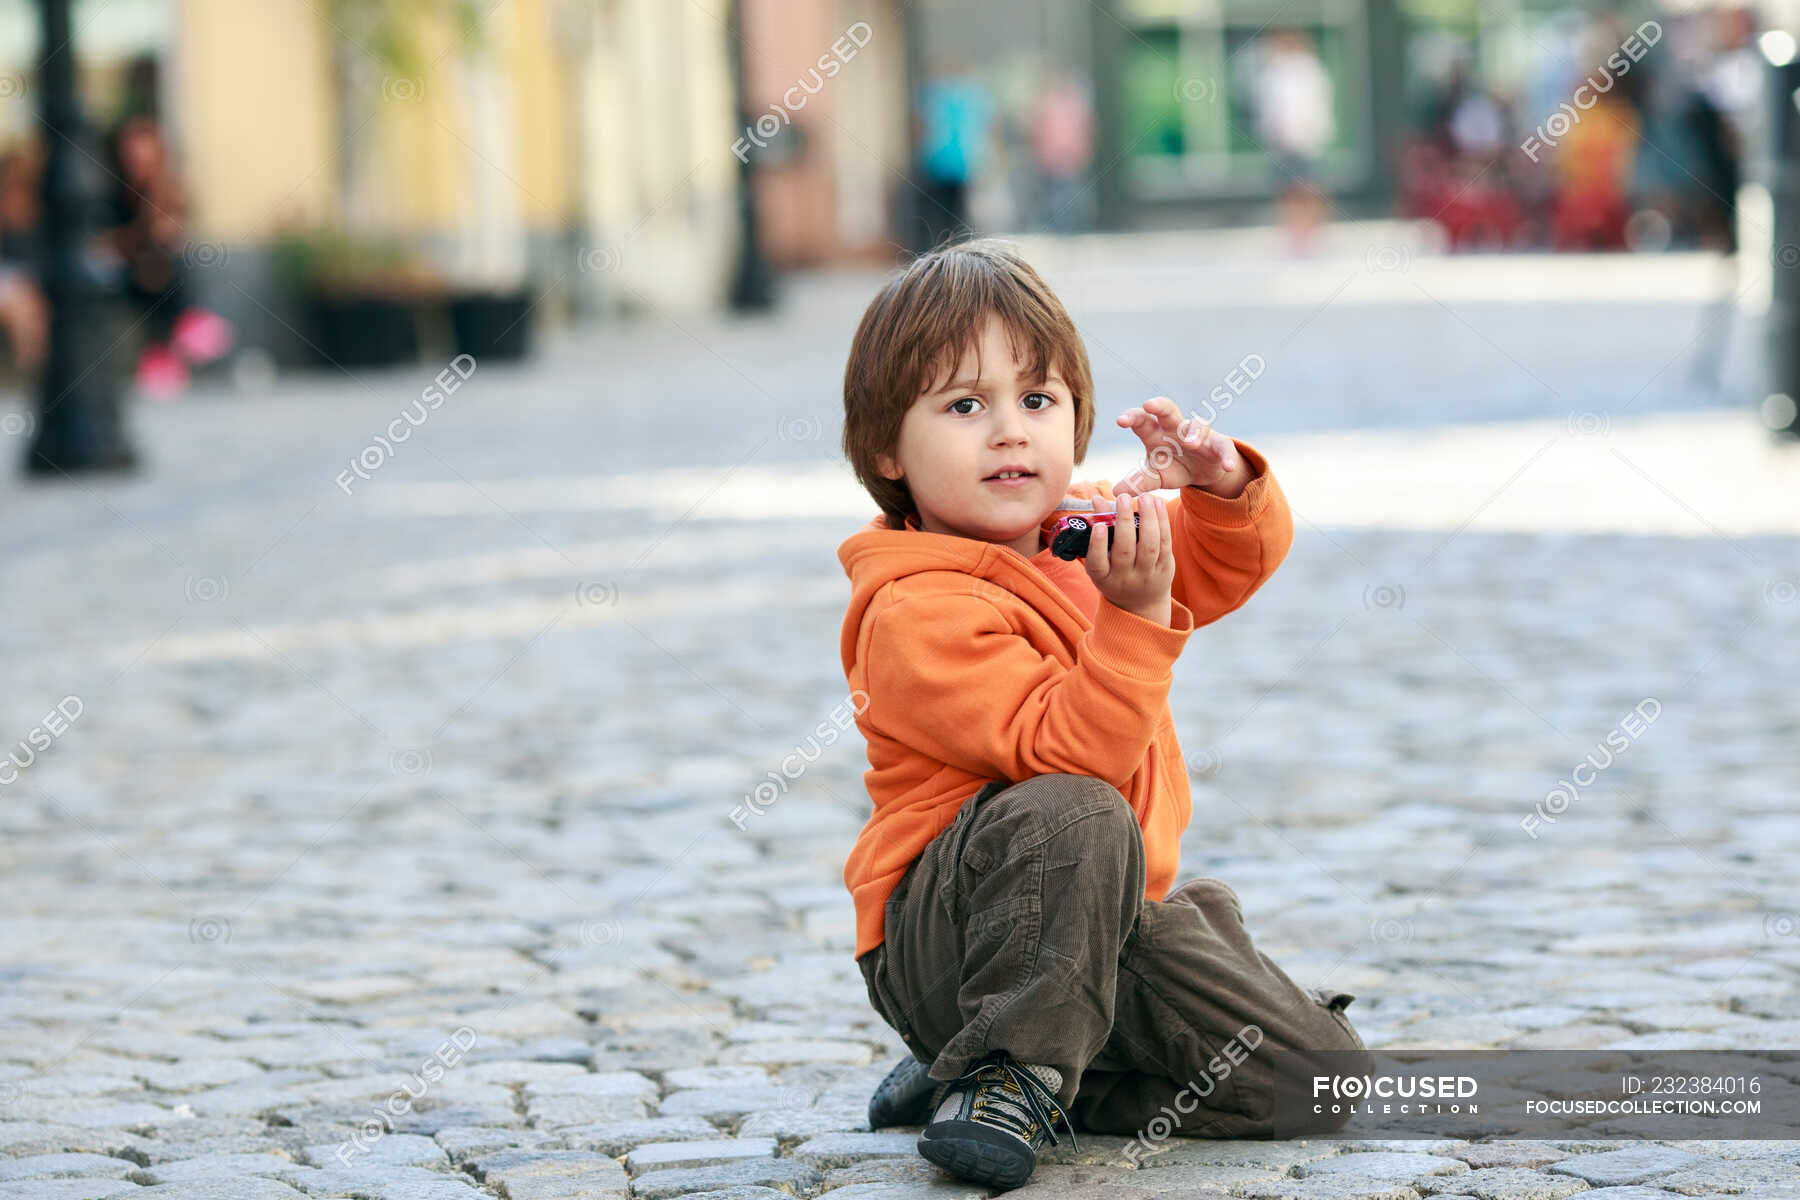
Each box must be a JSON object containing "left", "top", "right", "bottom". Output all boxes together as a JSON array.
[{"left": 991, "top": 412, "right": 1029, "bottom": 444}]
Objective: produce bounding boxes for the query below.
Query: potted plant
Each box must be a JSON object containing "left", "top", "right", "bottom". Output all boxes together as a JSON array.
[
  {"left": 272, "top": 226, "right": 443, "bottom": 368},
  {"left": 327, "top": 0, "right": 536, "bottom": 362}
]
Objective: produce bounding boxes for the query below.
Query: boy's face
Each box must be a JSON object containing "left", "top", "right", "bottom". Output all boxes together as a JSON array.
[{"left": 876, "top": 313, "right": 1077, "bottom": 559}]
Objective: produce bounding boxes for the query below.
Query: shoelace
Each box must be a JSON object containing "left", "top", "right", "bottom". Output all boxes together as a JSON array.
[{"left": 948, "top": 1053, "right": 1079, "bottom": 1151}]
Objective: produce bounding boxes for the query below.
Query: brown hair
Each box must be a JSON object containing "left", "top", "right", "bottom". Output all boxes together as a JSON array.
[{"left": 841, "top": 238, "right": 1095, "bottom": 530}]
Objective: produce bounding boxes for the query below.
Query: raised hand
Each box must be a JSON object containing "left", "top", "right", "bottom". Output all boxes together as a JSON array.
[{"left": 1111, "top": 396, "right": 1242, "bottom": 498}]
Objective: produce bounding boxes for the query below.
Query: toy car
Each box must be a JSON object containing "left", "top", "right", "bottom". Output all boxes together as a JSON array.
[{"left": 1049, "top": 508, "right": 1142, "bottom": 560}]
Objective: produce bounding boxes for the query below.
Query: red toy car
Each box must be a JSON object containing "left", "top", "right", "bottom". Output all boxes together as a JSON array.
[{"left": 1049, "top": 508, "right": 1142, "bottom": 560}]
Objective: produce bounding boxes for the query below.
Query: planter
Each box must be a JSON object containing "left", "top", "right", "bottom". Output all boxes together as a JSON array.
[
  {"left": 448, "top": 289, "right": 533, "bottom": 361},
  {"left": 307, "top": 291, "right": 422, "bottom": 368}
]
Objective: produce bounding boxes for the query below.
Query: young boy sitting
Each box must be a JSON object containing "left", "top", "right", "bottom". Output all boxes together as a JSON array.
[{"left": 835, "top": 239, "right": 1373, "bottom": 1189}]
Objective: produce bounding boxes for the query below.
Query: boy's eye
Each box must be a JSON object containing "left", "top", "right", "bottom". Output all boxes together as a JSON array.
[{"left": 949, "top": 392, "right": 1055, "bottom": 415}]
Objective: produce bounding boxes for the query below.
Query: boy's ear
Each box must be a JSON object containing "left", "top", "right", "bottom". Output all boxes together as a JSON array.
[{"left": 876, "top": 451, "right": 901, "bottom": 481}]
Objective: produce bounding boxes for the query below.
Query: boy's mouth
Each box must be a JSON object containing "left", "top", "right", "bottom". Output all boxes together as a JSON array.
[{"left": 983, "top": 468, "right": 1036, "bottom": 483}]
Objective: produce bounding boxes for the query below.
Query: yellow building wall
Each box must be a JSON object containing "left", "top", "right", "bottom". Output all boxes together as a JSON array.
[
  {"left": 503, "top": 0, "right": 574, "bottom": 226},
  {"left": 177, "top": 0, "right": 573, "bottom": 242},
  {"left": 175, "top": 0, "right": 337, "bottom": 240}
]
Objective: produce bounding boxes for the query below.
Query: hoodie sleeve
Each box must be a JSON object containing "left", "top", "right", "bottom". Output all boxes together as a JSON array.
[
  {"left": 1164, "top": 437, "right": 1294, "bottom": 627},
  {"left": 862, "top": 589, "right": 1195, "bottom": 792}
]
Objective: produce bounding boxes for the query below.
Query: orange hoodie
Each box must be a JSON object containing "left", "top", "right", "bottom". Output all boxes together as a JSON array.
[{"left": 836, "top": 439, "right": 1294, "bottom": 959}]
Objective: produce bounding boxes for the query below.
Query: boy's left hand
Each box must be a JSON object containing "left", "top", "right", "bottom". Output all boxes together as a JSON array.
[{"left": 1112, "top": 396, "right": 1244, "bottom": 498}]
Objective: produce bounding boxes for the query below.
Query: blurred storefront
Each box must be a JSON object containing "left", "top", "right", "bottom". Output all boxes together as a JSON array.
[
  {"left": 907, "top": 0, "right": 1799, "bottom": 236},
  {"left": 1111, "top": 0, "right": 1405, "bottom": 219},
  {"left": 0, "top": 0, "right": 759, "bottom": 368},
  {"left": 901, "top": 0, "right": 1408, "bottom": 228},
  {"left": 739, "top": 0, "right": 909, "bottom": 267}
]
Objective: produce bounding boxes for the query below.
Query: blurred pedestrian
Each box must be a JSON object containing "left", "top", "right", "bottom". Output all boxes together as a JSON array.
[
  {"left": 103, "top": 60, "right": 234, "bottom": 401},
  {"left": 914, "top": 64, "right": 996, "bottom": 250},
  {"left": 1548, "top": 13, "right": 1644, "bottom": 251},
  {"left": 1029, "top": 69, "right": 1094, "bottom": 234},
  {"left": 0, "top": 142, "right": 48, "bottom": 375},
  {"left": 1252, "top": 30, "right": 1335, "bottom": 252},
  {"left": 105, "top": 113, "right": 233, "bottom": 399}
]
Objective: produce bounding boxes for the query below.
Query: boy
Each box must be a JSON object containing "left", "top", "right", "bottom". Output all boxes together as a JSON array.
[{"left": 835, "top": 240, "right": 1372, "bottom": 1189}]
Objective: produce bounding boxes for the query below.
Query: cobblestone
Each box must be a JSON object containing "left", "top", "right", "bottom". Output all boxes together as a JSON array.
[
  {"left": 1298, "top": 1151, "right": 1471, "bottom": 1180},
  {"left": 1, "top": 255, "right": 1795, "bottom": 1198}
]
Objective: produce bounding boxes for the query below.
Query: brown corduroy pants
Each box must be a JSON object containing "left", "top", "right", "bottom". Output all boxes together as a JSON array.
[{"left": 856, "top": 773, "right": 1374, "bottom": 1139}]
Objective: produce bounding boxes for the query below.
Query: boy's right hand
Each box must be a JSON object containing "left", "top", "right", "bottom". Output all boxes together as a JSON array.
[{"left": 1084, "top": 493, "right": 1174, "bottom": 625}]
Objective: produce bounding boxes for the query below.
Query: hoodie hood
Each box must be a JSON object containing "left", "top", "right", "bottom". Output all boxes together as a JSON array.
[{"left": 836, "top": 480, "right": 1117, "bottom": 677}]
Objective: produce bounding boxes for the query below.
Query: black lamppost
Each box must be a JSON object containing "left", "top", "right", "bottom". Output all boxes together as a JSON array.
[
  {"left": 727, "top": 0, "right": 775, "bottom": 311},
  {"left": 24, "top": 0, "right": 137, "bottom": 476},
  {"left": 1764, "top": 46, "right": 1800, "bottom": 437}
]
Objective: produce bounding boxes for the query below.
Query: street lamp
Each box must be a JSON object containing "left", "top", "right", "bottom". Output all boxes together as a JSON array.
[
  {"left": 24, "top": 0, "right": 138, "bottom": 476},
  {"left": 727, "top": 0, "right": 775, "bottom": 311},
  {"left": 1761, "top": 30, "right": 1800, "bottom": 437}
]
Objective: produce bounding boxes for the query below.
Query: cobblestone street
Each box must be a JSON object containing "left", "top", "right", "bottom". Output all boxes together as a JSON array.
[{"left": 2, "top": 241, "right": 1798, "bottom": 1198}]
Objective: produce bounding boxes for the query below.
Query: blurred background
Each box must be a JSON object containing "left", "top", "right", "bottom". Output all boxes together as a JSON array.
[{"left": 0, "top": 0, "right": 1797, "bottom": 446}]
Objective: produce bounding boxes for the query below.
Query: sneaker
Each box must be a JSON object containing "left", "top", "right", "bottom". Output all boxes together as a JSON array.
[
  {"left": 917, "top": 1049, "right": 1077, "bottom": 1189},
  {"left": 135, "top": 343, "right": 189, "bottom": 399},
  {"left": 171, "top": 307, "right": 235, "bottom": 365},
  {"left": 868, "top": 1055, "right": 937, "bottom": 1128}
]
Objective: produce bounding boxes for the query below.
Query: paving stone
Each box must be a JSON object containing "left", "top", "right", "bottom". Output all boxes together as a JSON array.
[
  {"left": 1652, "top": 1155, "right": 1800, "bottom": 1194},
  {"left": 130, "top": 1183, "right": 311, "bottom": 1200},
  {"left": 1662, "top": 1140, "right": 1800, "bottom": 1158},
  {"left": 1009, "top": 1162, "right": 1234, "bottom": 1198},
  {"left": 524, "top": 1071, "right": 659, "bottom": 1101},
  {"left": 0, "top": 1152, "right": 139, "bottom": 1180},
  {"left": 624, "top": 1137, "right": 777, "bottom": 1173},
  {"left": 180, "top": 1072, "right": 322, "bottom": 1118},
  {"left": 12, "top": 1073, "right": 143, "bottom": 1098},
  {"left": 814, "top": 1182, "right": 993, "bottom": 1200},
  {"left": 133, "top": 1117, "right": 275, "bottom": 1161},
  {"left": 626, "top": 1158, "right": 823, "bottom": 1199},
  {"left": 1450, "top": 1144, "right": 1569, "bottom": 1170},
  {"left": 518, "top": 1070, "right": 659, "bottom": 1128},
  {"left": 431, "top": 1125, "right": 554, "bottom": 1163},
  {"left": 788, "top": 1131, "right": 918, "bottom": 1167},
  {"left": 659, "top": 1067, "right": 771, "bottom": 1090},
  {"left": 733, "top": 1105, "right": 865, "bottom": 1140},
  {"left": 130, "top": 1153, "right": 299, "bottom": 1184},
  {"left": 1136, "top": 1161, "right": 1295, "bottom": 1188},
  {"left": 269, "top": 1162, "right": 473, "bottom": 1196},
  {"left": 554, "top": 1117, "right": 721, "bottom": 1156},
  {"left": 468, "top": 1147, "right": 630, "bottom": 1197},
  {"left": 1545, "top": 1145, "right": 1706, "bottom": 1185},
  {"left": 1299, "top": 1152, "right": 1471, "bottom": 1180},
  {"left": 822, "top": 1157, "right": 962, "bottom": 1189},
  {"left": 1338, "top": 1141, "right": 1473, "bottom": 1155},
  {"left": 50, "top": 1102, "right": 188, "bottom": 1130},
  {"left": 1132, "top": 1140, "right": 1341, "bottom": 1171},
  {"left": 1234, "top": 1178, "right": 1426, "bottom": 1200},
  {"left": 657, "top": 1085, "right": 806, "bottom": 1122},
  {"left": 0, "top": 1182, "right": 142, "bottom": 1199},
  {"left": 306, "top": 1130, "right": 448, "bottom": 1168},
  {"left": 392, "top": 1102, "right": 521, "bottom": 1133},
  {"left": 1504, "top": 1026, "right": 1639, "bottom": 1051},
  {"left": 720, "top": 1039, "right": 872, "bottom": 1065},
  {"left": 461, "top": 1061, "right": 591, "bottom": 1087},
  {"left": 1032, "top": 1132, "right": 1143, "bottom": 1168},
  {"left": 129, "top": 1060, "right": 265, "bottom": 1092},
  {"left": 1415, "top": 1167, "right": 1593, "bottom": 1200}
]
